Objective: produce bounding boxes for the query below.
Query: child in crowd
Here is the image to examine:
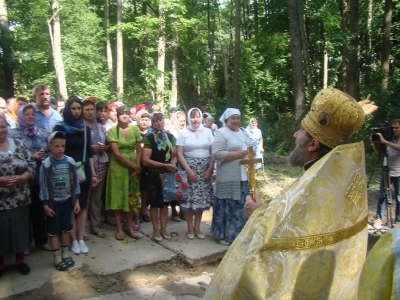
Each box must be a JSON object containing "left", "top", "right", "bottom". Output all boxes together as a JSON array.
[{"left": 39, "top": 132, "right": 80, "bottom": 271}]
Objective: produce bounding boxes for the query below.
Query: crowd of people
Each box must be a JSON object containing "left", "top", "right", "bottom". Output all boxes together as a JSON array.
[
  {"left": 0, "top": 84, "right": 265, "bottom": 277},
  {"left": 3, "top": 84, "right": 399, "bottom": 298}
]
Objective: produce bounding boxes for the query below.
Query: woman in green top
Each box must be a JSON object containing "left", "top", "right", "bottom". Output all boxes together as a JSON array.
[
  {"left": 142, "top": 113, "right": 177, "bottom": 242},
  {"left": 105, "top": 106, "right": 143, "bottom": 241}
]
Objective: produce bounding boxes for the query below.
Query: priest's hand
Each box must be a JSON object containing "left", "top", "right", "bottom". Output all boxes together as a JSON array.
[{"left": 244, "top": 193, "right": 263, "bottom": 218}]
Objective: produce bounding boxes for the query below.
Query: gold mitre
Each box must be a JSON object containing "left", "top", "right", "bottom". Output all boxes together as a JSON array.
[{"left": 301, "top": 88, "right": 365, "bottom": 149}]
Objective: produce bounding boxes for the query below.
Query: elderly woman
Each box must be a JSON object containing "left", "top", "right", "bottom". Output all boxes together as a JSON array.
[
  {"left": 142, "top": 113, "right": 177, "bottom": 242},
  {"left": 0, "top": 115, "right": 36, "bottom": 277},
  {"left": 211, "top": 108, "right": 252, "bottom": 245},
  {"left": 82, "top": 100, "right": 110, "bottom": 238},
  {"left": 53, "top": 97, "right": 98, "bottom": 255},
  {"left": 8, "top": 104, "right": 50, "bottom": 252},
  {"left": 168, "top": 111, "right": 186, "bottom": 139},
  {"left": 166, "top": 110, "right": 186, "bottom": 221},
  {"left": 245, "top": 117, "right": 264, "bottom": 170},
  {"left": 105, "top": 106, "right": 143, "bottom": 241},
  {"left": 176, "top": 108, "right": 214, "bottom": 240}
]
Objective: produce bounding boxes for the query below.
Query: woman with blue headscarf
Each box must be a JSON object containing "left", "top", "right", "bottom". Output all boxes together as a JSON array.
[
  {"left": 8, "top": 104, "right": 49, "bottom": 252},
  {"left": 53, "top": 96, "right": 98, "bottom": 255}
]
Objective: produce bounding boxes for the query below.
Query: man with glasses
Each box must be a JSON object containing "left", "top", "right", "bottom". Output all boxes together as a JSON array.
[{"left": 371, "top": 119, "right": 400, "bottom": 228}]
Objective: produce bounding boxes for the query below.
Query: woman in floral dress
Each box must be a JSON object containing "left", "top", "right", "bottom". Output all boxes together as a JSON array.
[
  {"left": 8, "top": 104, "right": 49, "bottom": 251},
  {"left": 105, "top": 106, "right": 143, "bottom": 241},
  {"left": 0, "top": 115, "right": 36, "bottom": 277}
]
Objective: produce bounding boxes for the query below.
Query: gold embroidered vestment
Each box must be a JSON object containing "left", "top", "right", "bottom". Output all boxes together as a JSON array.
[{"left": 204, "top": 142, "right": 368, "bottom": 299}]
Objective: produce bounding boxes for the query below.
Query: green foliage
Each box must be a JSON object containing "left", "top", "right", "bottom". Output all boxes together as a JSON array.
[
  {"left": 265, "top": 112, "right": 297, "bottom": 155},
  {"left": 2, "top": 0, "right": 400, "bottom": 168}
]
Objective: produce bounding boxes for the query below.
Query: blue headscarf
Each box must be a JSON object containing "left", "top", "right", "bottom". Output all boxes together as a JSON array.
[{"left": 56, "top": 97, "right": 85, "bottom": 134}]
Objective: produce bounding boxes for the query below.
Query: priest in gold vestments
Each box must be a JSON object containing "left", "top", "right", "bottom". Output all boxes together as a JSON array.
[{"left": 204, "top": 88, "right": 370, "bottom": 300}]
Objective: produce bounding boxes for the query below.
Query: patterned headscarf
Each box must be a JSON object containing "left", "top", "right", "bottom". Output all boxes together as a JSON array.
[{"left": 17, "top": 104, "right": 39, "bottom": 135}]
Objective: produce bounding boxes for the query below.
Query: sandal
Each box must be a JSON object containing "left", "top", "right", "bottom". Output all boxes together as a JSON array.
[
  {"left": 83, "top": 232, "right": 90, "bottom": 241},
  {"left": 140, "top": 213, "right": 151, "bottom": 223},
  {"left": 125, "top": 229, "right": 144, "bottom": 239},
  {"left": 115, "top": 231, "right": 125, "bottom": 241},
  {"left": 92, "top": 229, "right": 106, "bottom": 238},
  {"left": 55, "top": 260, "right": 70, "bottom": 271},
  {"left": 133, "top": 222, "right": 140, "bottom": 231},
  {"left": 62, "top": 256, "right": 75, "bottom": 268}
]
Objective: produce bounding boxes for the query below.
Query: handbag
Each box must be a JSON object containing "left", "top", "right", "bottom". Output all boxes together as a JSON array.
[
  {"left": 76, "top": 125, "right": 87, "bottom": 182},
  {"left": 160, "top": 170, "right": 189, "bottom": 202}
]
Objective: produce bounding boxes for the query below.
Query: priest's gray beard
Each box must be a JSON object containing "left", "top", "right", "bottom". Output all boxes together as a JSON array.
[{"left": 286, "top": 137, "right": 310, "bottom": 167}]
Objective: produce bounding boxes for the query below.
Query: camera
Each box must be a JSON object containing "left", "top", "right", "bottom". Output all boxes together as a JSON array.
[{"left": 371, "top": 123, "right": 393, "bottom": 142}]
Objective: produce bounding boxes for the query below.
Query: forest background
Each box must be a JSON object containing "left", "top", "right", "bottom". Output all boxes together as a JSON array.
[{"left": 0, "top": 0, "right": 399, "bottom": 172}]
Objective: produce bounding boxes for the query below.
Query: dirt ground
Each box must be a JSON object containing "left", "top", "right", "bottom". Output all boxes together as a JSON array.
[{"left": 3, "top": 161, "right": 386, "bottom": 300}]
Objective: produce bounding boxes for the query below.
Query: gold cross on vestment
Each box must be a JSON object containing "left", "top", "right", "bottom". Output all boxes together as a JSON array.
[{"left": 239, "top": 146, "right": 262, "bottom": 202}]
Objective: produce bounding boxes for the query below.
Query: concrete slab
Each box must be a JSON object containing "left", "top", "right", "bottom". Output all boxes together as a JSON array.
[
  {"left": 140, "top": 215, "right": 229, "bottom": 267},
  {"left": 0, "top": 223, "right": 176, "bottom": 299},
  {"left": 83, "top": 273, "right": 212, "bottom": 300},
  {"left": 0, "top": 209, "right": 224, "bottom": 299}
]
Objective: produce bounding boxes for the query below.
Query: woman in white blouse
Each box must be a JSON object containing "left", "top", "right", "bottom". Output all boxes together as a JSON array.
[{"left": 176, "top": 108, "right": 214, "bottom": 240}]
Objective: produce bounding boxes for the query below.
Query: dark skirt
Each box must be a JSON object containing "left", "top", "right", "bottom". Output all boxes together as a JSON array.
[
  {"left": 0, "top": 205, "right": 30, "bottom": 255},
  {"left": 146, "top": 172, "right": 177, "bottom": 209}
]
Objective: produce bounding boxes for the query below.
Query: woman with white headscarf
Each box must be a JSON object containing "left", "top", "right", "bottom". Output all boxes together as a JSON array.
[
  {"left": 211, "top": 108, "right": 253, "bottom": 245},
  {"left": 176, "top": 108, "right": 214, "bottom": 240}
]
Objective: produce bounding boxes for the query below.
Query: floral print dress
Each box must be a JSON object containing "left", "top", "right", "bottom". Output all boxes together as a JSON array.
[{"left": 105, "top": 125, "right": 141, "bottom": 212}]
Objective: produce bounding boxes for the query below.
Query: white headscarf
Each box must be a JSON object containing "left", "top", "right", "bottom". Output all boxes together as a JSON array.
[
  {"left": 219, "top": 108, "right": 241, "bottom": 126},
  {"left": 187, "top": 107, "right": 204, "bottom": 132}
]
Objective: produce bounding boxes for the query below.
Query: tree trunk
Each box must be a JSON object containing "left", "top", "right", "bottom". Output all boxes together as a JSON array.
[
  {"left": 338, "top": 0, "right": 349, "bottom": 92},
  {"left": 170, "top": 37, "right": 178, "bottom": 108},
  {"left": 288, "top": 0, "right": 305, "bottom": 123},
  {"left": 346, "top": 0, "right": 359, "bottom": 99},
  {"left": 156, "top": 1, "right": 166, "bottom": 110},
  {"left": 323, "top": 45, "right": 328, "bottom": 88},
  {"left": 105, "top": 0, "right": 113, "bottom": 91},
  {"left": 222, "top": 45, "right": 232, "bottom": 106},
  {"left": 0, "top": 0, "right": 14, "bottom": 98},
  {"left": 232, "top": 0, "right": 241, "bottom": 108},
  {"left": 116, "top": 0, "right": 123, "bottom": 99},
  {"left": 254, "top": 0, "right": 258, "bottom": 39},
  {"left": 363, "top": 0, "right": 373, "bottom": 84},
  {"left": 381, "top": 0, "right": 392, "bottom": 90},
  {"left": 297, "top": 0, "right": 314, "bottom": 100},
  {"left": 48, "top": 0, "right": 68, "bottom": 101}
]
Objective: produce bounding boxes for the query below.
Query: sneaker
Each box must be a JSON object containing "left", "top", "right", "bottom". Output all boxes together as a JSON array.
[
  {"left": 70, "top": 240, "right": 80, "bottom": 255},
  {"left": 38, "top": 243, "right": 52, "bottom": 251},
  {"left": 373, "top": 219, "right": 383, "bottom": 229},
  {"left": 78, "top": 240, "right": 89, "bottom": 254}
]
